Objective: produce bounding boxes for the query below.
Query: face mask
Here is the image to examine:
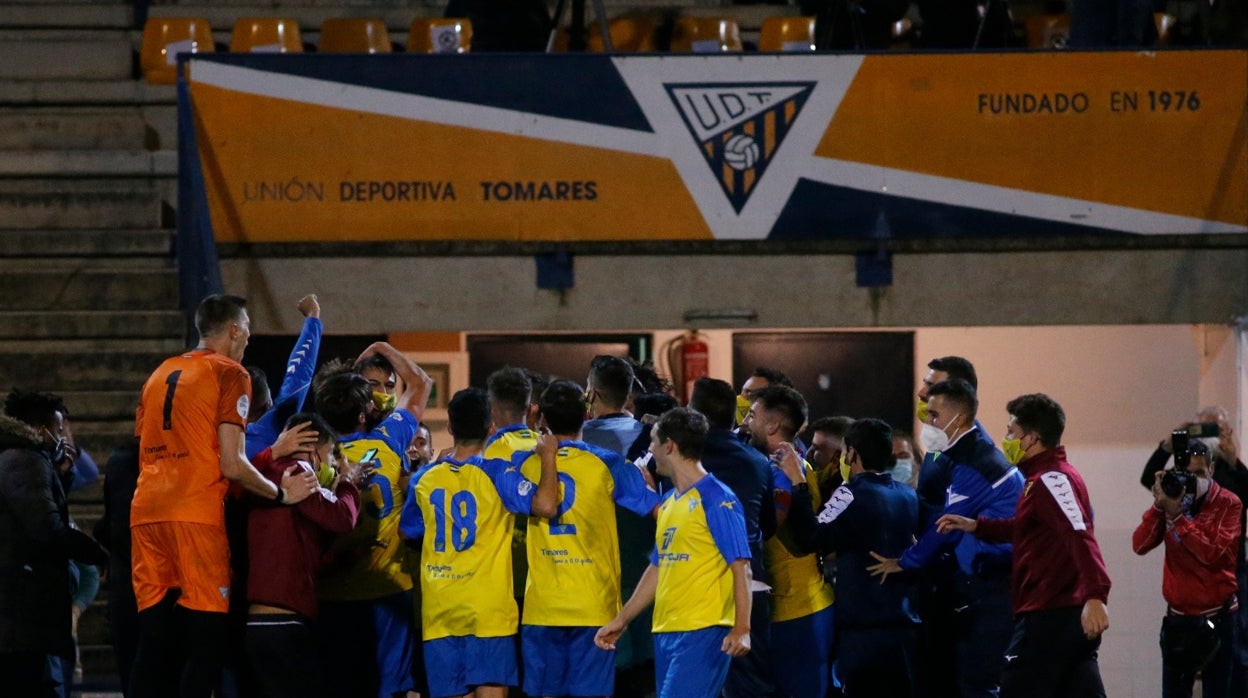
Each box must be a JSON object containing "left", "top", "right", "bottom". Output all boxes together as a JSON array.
[
  {"left": 315, "top": 460, "right": 336, "bottom": 488},
  {"left": 1002, "top": 437, "right": 1027, "bottom": 466},
  {"left": 891, "top": 458, "right": 914, "bottom": 484},
  {"left": 372, "top": 391, "right": 397, "bottom": 413},
  {"left": 839, "top": 453, "right": 852, "bottom": 483},
  {"left": 920, "top": 421, "right": 950, "bottom": 454},
  {"left": 735, "top": 395, "right": 751, "bottom": 426},
  {"left": 916, "top": 400, "right": 930, "bottom": 423}
]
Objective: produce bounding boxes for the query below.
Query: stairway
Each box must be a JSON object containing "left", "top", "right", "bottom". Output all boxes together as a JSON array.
[{"left": 0, "top": 2, "right": 179, "bottom": 691}]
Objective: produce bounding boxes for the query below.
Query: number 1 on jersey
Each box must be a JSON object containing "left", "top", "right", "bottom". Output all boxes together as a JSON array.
[{"left": 162, "top": 370, "right": 182, "bottom": 430}]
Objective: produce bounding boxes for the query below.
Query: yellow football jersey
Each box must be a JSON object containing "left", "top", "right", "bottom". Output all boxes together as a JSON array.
[
  {"left": 519, "top": 440, "right": 658, "bottom": 626},
  {"left": 400, "top": 454, "right": 534, "bottom": 640},
  {"left": 766, "top": 461, "right": 835, "bottom": 622},
  {"left": 652, "top": 474, "right": 751, "bottom": 634}
]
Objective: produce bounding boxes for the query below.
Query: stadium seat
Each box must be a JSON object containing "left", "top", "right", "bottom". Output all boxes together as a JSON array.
[
  {"left": 759, "top": 16, "right": 816, "bottom": 52},
  {"left": 140, "top": 17, "right": 214, "bottom": 84},
  {"left": 1154, "top": 12, "right": 1176, "bottom": 44},
  {"left": 407, "top": 18, "right": 473, "bottom": 53},
  {"left": 230, "top": 18, "right": 303, "bottom": 53},
  {"left": 319, "top": 18, "right": 392, "bottom": 53},
  {"left": 588, "top": 17, "right": 657, "bottom": 52},
  {"left": 1024, "top": 13, "right": 1070, "bottom": 48},
  {"left": 670, "top": 18, "right": 743, "bottom": 53}
]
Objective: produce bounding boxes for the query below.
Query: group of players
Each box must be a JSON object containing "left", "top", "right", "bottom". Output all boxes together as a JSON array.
[{"left": 125, "top": 292, "right": 1112, "bottom": 698}]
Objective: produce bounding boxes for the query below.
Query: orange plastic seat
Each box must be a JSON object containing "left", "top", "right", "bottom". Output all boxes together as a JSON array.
[
  {"left": 670, "top": 18, "right": 742, "bottom": 52},
  {"left": 319, "top": 18, "right": 392, "bottom": 53},
  {"left": 588, "top": 17, "right": 657, "bottom": 52},
  {"left": 1024, "top": 13, "right": 1070, "bottom": 48},
  {"left": 759, "top": 16, "right": 816, "bottom": 52},
  {"left": 230, "top": 18, "right": 303, "bottom": 53},
  {"left": 407, "top": 18, "right": 473, "bottom": 53},
  {"left": 140, "top": 17, "right": 214, "bottom": 84}
]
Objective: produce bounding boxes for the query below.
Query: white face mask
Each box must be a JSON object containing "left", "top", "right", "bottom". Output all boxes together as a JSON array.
[
  {"left": 891, "top": 458, "right": 914, "bottom": 484},
  {"left": 920, "top": 415, "right": 959, "bottom": 454}
]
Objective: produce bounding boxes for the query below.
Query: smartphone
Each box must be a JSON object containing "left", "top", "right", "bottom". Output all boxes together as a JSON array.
[{"left": 1172, "top": 430, "right": 1191, "bottom": 470}]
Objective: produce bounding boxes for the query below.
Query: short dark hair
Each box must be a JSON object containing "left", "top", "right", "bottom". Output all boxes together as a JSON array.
[
  {"left": 809, "top": 415, "right": 854, "bottom": 438},
  {"left": 312, "top": 358, "right": 354, "bottom": 396},
  {"left": 447, "top": 388, "right": 491, "bottom": 443},
  {"left": 283, "top": 411, "right": 337, "bottom": 448},
  {"left": 524, "top": 369, "right": 550, "bottom": 406},
  {"left": 629, "top": 358, "right": 671, "bottom": 396},
  {"left": 689, "top": 377, "right": 736, "bottom": 430},
  {"left": 752, "top": 385, "right": 808, "bottom": 439},
  {"left": 655, "top": 407, "right": 709, "bottom": 461},
  {"left": 487, "top": 367, "right": 532, "bottom": 419},
  {"left": 194, "top": 294, "right": 247, "bottom": 337},
  {"left": 928, "top": 378, "right": 978, "bottom": 419},
  {"left": 247, "top": 367, "right": 272, "bottom": 409},
  {"left": 539, "top": 379, "right": 587, "bottom": 436},
  {"left": 3, "top": 388, "right": 66, "bottom": 430},
  {"left": 589, "top": 355, "right": 635, "bottom": 409},
  {"left": 314, "top": 373, "right": 372, "bottom": 434},
  {"left": 928, "top": 356, "right": 977, "bottom": 391},
  {"left": 354, "top": 353, "right": 394, "bottom": 378},
  {"left": 1006, "top": 393, "right": 1065, "bottom": 448},
  {"left": 845, "top": 418, "right": 894, "bottom": 472},
  {"left": 751, "top": 367, "right": 793, "bottom": 388}
]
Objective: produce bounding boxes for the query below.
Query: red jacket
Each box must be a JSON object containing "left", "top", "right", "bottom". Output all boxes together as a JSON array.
[
  {"left": 1132, "top": 480, "right": 1242, "bottom": 615},
  {"left": 247, "top": 449, "right": 360, "bottom": 618},
  {"left": 977, "top": 446, "right": 1111, "bottom": 614}
]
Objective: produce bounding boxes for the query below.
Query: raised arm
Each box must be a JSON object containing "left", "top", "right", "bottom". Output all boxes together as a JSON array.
[{"left": 357, "top": 342, "right": 432, "bottom": 421}]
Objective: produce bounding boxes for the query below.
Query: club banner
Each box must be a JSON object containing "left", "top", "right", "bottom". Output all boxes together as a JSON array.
[{"left": 186, "top": 50, "right": 1247, "bottom": 242}]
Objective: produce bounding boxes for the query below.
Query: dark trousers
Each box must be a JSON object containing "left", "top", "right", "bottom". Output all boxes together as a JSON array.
[
  {"left": 723, "top": 590, "right": 777, "bottom": 698},
  {"left": 1000, "top": 606, "right": 1106, "bottom": 698},
  {"left": 108, "top": 581, "right": 140, "bottom": 697},
  {"left": 836, "top": 626, "right": 918, "bottom": 698},
  {"left": 1162, "top": 609, "right": 1235, "bottom": 698},
  {"left": 952, "top": 574, "right": 1014, "bottom": 698},
  {"left": 129, "top": 591, "right": 229, "bottom": 698},
  {"left": 246, "top": 614, "right": 323, "bottom": 698}
]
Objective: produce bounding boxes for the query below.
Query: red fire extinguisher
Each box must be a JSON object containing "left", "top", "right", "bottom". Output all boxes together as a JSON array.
[{"left": 662, "top": 332, "right": 710, "bottom": 402}]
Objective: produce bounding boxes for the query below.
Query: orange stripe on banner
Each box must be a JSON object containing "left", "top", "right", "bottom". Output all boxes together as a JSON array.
[
  {"left": 785, "top": 100, "right": 795, "bottom": 125},
  {"left": 722, "top": 161, "right": 734, "bottom": 192},
  {"left": 818, "top": 52, "right": 1247, "bottom": 225},
  {"left": 743, "top": 168, "right": 755, "bottom": 193},
  {"left": 704, "top": 140, "right": 714, "bottom": 158},
  {"left": 744, "top": 121, "right": 755, "bottom": 136},
  {"left": 189, "top": 82, "right": 714, "bottom": 242},
  {"left": 765, "top": 111, "right": 775, "bottom": 157}
]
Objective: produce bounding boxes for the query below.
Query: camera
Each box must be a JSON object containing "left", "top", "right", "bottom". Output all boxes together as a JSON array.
[
  {"left": 1185, "top": 422, "right": 1220, "bottom": 439},
  {"left": 1161, "top": 469, "right": 1198, "bottom": 499}
]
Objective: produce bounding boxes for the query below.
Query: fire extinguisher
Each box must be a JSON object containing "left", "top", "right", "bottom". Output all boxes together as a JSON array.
[{"left": 661, "top": 332, "right": 710, "bottom": 402}]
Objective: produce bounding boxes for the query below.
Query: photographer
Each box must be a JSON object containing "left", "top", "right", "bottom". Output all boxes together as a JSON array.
[
  {"left": 1141, "top": 407, "right": 1248, "bottom": 693},
  {"left": 1134, "top": 438, "right": 1242, "bottom": 698}
]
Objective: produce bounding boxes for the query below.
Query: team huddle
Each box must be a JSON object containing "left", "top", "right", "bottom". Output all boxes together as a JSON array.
[{"left": 127, "top": 293, "right": 1112, "bottom": 698}]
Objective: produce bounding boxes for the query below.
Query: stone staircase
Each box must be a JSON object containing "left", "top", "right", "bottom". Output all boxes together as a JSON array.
[{"left": 0, "top": 2, "right": 179, "bottom": 690}]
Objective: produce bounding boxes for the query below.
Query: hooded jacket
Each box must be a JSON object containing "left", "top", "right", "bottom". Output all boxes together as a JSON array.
[{"left": 0, "top": 417, "right": 107, "bottom": 653}]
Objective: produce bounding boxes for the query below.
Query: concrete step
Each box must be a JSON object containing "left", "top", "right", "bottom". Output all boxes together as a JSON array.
[
  {"left": 0, "top": 229, "right": 171, "bottom": 256},
  {"left": 0, "top": 180, "right": 162, "bottom": 229},
  {"left": 0, "top": 32, "right": 132, "bottom": 81},
  {"left": 0, "top": 268, "right": 177, "bottom": 310},
  {"left": 57, "top": 390, "right": 140, "bottom": 420},
  {"left": 0, "top": 108, "right": 147, "bottom": 150},
  {"left": 0, "top": 4, "right": 132, "bottom": 29},
  {"left": 0, "top": 149, "right": 176, "bottom": 177},
  {"left": 0, "top": 79, "right": 174, "bottom": 106},
  {"left": 66, "top": 422, "right": 133, "bottom": 471},
  {"left": 0, "top": 255, "right": 171, "bottom": 268},
  {"left": 0, "top": 309, "right": 184, "bottom": 339},
  {"left": 80, "top": 642, "right": 121, "bottom": 678},
  {"left": 77, "top": 598, "right": 110, "bottom": 648},
  {"left": 0, "top": 338, "right": 182, "bottom": 391}
]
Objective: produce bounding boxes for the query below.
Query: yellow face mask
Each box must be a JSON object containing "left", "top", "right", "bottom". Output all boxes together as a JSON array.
[
  {"left": 315, "top": 461, "right": 337, "bottom": 488},
  {"left": 372, "top": 391, "right": 397, "bottom": 412},
  {"left": 916, "top": 399, "right": 930, "bottom": 423},
  {"left": 1002, "top": 437, "right": 1026, "bottom": 466},
  {"left": 839, "top": 453, "right": 852, "bottom": 483},
  {"left": 735, "top": 395, "right": 751, "bottom": 426}
]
